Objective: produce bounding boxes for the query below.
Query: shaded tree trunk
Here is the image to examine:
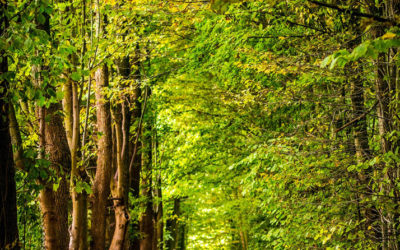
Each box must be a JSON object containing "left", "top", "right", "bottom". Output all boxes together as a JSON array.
[
  {"left": 129, "top": 44, "right": 143, "bottom": 250},
  {"left": 166, "top": 198, "right": 181, "bottom": 250},
  {"left": 0, "top": 2, "right": 19, "bottom": 248},
  {"left": 153, "top": 173, "right": 163, "bottom": 250},
  {"left": 368, "top": 1, "right": 400, "bottom": 248},
  {"left": 140, "top": 118, "right": 155, "bottom": 250}
]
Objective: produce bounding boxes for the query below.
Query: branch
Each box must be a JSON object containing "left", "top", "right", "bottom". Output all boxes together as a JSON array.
[
  {"left": 309, "top": 0, "right": 398, "bottom": 25},
  {"left": 248, "top": 35, "right": 315, "bottom": 39},
  {"left": 335, "top": 102, "right": 378, "bottom": 133}
]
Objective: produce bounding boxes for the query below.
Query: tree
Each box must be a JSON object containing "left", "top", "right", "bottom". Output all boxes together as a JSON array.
[{"left": 0, "top": 2, "right": 19, "bottom": 249}]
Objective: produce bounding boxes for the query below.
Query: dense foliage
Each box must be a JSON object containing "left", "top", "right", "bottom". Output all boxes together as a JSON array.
[{"left": 1, "top": 0, "right": 400, "bottom": 249}]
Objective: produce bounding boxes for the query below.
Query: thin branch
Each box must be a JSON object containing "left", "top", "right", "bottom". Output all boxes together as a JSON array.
[
  {"left": 309, "top": 0, "right": 398, "bottom": 26},
  {"left": 335, "top": 102, "right": 378, "bottom": 133}
]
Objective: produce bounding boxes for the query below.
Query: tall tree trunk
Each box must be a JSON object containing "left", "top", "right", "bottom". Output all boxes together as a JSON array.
[
  {"left": 368, "top": 1, "right": 400, "bottom": 247},
  {"left": 347, "top": 22, "right": 379, "bottom": 241},
  {"left": 153, "top": 173, "right": 163, "bottom": 250},
  {"left": 140, "top": 117, "right": 155, "bottom": 250},
  {"left": 349, "top": 71, "right": 381, "bottom": 241},
  {"left": 152, "top": 132, "right": 163, "bottom": 250},
  {"left": 129, "top": 44, "right": 143, "bottom": 250},
  {"left": 0, "top": 2, "right": 19, "bottom": 248},
  {"left": 110, "top": 56, "right": 132, "bottom": 250},
  {"left": 39, "top": 103, "right": 71, "bottom": 250},
  {"left": 90, "top": 64, "right": 112, "bottom": 250},
  {"left": 68, "top": 0, "right": 89, "bottom": 246},
  {"left": 90, "top": 0, "right": 112, "bottom": 247},
  {"left": 33, "top": 7, "right": 70, "bottom": 250},
  {"left": 67, "top": 80, "right": 88, "bottom": 250}
]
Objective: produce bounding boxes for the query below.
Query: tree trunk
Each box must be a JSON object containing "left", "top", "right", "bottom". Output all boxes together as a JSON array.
[
  {"left": 0, "top": 2, "right": 20, "bottom": 248},
  {"left": 90, "top": 0, "right": 113, "bottom": 247},
  {"left": 90, "top": 64, "right": 112, "bottom": 250},
  {"left": 153, "top": 173, "right": 163, "bottom": 250},
  {"left": 167, "top": 198, "right": 181, "bottom": 250},
  {"left": 368, "top": 1, "right": 400, "bottom": 247},
  {"left": 110, "top": 56, "right": 132, "bottom": 250},
  {"left": 140, "top": 117, "right": 155, "bottom": 250},
  {"left": 67, "top": 80, "right": 88, "bottom": 250},
  {"left": 39, "top": 103, "right": 71, "bottom": 250},
  {"left": 129, "top": 44, "right": 143, "bottom": 250},
  {"left": 32, "top": 6, "right": 70, "bottom": 249}
]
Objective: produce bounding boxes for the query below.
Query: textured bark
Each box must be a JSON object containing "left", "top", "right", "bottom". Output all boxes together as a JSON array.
[
  {"left": 32, "top": 6, "right": 70, "bottom": 249},
  {"left": 0, "top": 2, "right": 19, "bottom": 248},
  {"left": 90, "top": 64, "right": 112, "bottom": 250},
  {"left": 110, "top": 57, "right": 132, "bottom": 250},
  {"left": 40, "top": 103, "right": 71, "bottom": 250}
]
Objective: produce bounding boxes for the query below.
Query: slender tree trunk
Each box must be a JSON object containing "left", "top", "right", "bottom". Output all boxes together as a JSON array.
[
  {"left": 67, "top": 80, "right": 88, "bottom": 250},
  {"left": 153, "top": 173, "right": 163, "bottom": 250},
  {"left": 129, "top": 44, "right": 143, "bottom": 250},
  {"left": 349, "top": 72, "right": 381, "bottom": 240},
  {"left": 0, "top": 2, "right": 19, "bottom": 248},
  {"left": 140, "top": 115, "right": 155, "bottom": 250}
]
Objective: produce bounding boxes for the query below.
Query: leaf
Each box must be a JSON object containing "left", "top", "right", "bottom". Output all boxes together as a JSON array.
[
  {"left": 71, "top": 72, "right": 81, "bottom": 81},
  {"left": 350, "top": 43, "right": 368, "bottom": 61},
  {"left": 381, "top": 32, "right": 396, "bottom": 40},
  {"left": 37, "top": 14, "right": 46, "bottom": 25},
  {"left": 320, "top": 55, "right": 333, "bottom": 68}
]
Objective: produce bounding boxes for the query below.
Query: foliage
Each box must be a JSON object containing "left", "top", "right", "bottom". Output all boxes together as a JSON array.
[{"left": 3, "top": 0, "right": 400, "bottom": 249}]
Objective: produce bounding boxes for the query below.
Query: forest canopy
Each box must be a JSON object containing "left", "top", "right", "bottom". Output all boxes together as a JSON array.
[{"left": 1, "top": 0, "right": 400, "bottom": 249}]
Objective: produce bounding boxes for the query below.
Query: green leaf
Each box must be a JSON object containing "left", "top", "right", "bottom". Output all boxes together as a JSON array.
[
  {"left": 37, "top": 14, "right": 46, "bottom": 25},
  {"left": 320, "top": 55, "right": 333, "bottom": 68},
  {"left": 71, "top": 72, "right": 81, "bottom": 81}
]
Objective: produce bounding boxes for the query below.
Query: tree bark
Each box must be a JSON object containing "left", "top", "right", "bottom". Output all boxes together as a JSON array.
[
  {"left": 39, "top": 103, "right": 71, "bottom": 250},
  {"left": 32, "top": 6, "right": 70, "bottom": 249},
  {"left": 90, "top": 64, "right": 112, "bottom": 250},
  {"left": 110, "top": 56, "right": 132, "bottom": 250}
]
